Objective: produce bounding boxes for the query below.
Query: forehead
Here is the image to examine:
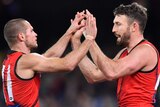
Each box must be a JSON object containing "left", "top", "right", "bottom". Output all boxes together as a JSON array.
[{"left": 113, "top": 15, "right": 128, "bottom": 24}]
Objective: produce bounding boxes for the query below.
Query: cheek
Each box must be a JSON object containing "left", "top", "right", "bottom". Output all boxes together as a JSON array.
[
  {"left": 119, "top": 26, "right": 128, "bottom": 34},
  {"left": 119, "top": 26, "right": 125, "bottom": 31},
  {"left": 26, "top": 37, "right": 33, "bottom": 43}
]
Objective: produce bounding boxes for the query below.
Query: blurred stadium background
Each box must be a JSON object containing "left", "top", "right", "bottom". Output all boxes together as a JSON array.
[{"left": 0, "top": 0, "right": 160, "bottom": 107}]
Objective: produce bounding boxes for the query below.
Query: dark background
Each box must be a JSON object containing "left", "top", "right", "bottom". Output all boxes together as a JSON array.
[{"left": 0, "top": 0, "right": 160, "bottom": 107}]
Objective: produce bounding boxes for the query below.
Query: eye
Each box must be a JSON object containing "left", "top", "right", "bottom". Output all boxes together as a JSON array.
[{"left": 116, "top": 22, "right": 121, "bottom": 26}]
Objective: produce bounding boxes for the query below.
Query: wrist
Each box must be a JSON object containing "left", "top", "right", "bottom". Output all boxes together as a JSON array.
[
  {"left": 85, "top": 35, "right": 94, "bottom": 41},
  {"left": 65, "top": 29, "right": 74, "bottom": 37},
  {"left": 71, "top": 36, "right": 80, "bottom": 41}
]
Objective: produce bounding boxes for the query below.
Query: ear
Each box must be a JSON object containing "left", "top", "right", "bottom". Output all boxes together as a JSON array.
[
  {"left": 131, "top": 21, "right": 138, "bottom": 32},
  {"left": 17, "top": 32, "right": 25, "bottom": 42}
]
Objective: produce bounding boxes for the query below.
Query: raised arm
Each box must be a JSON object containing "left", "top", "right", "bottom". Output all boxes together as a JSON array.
[
  {"left": 16, "top": 11, "right": 97, "bottom": 79},
  {"left": 89, "top": 40, "right": 158, "bottom": 80},
  {"left": 71, "top": 10, "right": 106, "bottom": 83},
  {"left": 16, "top": 35, "right": 94, "bottom": 79},
  {"left": 72, "top": 37, "right": 106, "bottom": 83},
  {"left": 43, "top": 11, "right": 85, "bottom": 58}
]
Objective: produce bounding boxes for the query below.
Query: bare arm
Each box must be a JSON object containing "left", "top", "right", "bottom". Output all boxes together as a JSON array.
[
  {"left": 17, "top": 29, "right": 95, "bottom": 79},
  {"left": 72, "top": 39, "right": 106, "bottom": 83},
  {"left": 83, "top": 10, "right": 158, "bottom": 81},
  {"left": 71, "top": 10, "right": 106, "bottom": 83},
  {"left": 90, "top": 43, "right": 158, "bottom": 80},
  {"left": 43, "top": 11, "right": 85, "bottom": 58}
]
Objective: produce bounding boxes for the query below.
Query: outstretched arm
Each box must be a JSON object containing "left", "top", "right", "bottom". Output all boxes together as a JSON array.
[
  {"left": 17, "top": 11, "right": 98, "bottom": 79},
  {"left": 89, "top": 30, "right": 158, "bottom": 81},
  {"left": 16, "top": 30, "right": 94, "bottom": 79}
]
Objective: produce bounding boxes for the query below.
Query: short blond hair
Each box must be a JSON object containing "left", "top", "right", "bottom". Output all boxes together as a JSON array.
[{"left": 4, "top": 18, "right": 28, "bottom": 48}]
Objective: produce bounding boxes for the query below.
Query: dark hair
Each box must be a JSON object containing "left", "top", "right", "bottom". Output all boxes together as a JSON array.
[
  {"left": 113, "top": 2, "right": 147, "bottom": 33},
  {"left": 4, "top": 18, "right": 27, "bottom": 48}
]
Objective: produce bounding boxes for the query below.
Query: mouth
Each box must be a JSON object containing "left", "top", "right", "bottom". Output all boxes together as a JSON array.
[{"left": 115, "top": 33, "right": 121, "bottom": 38}]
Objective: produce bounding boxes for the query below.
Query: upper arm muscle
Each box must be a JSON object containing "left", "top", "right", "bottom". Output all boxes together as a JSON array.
[
  {"left": 18, "top": 53, "right": 69, "bottom": 74},
  {"left": 115, "top": 44, "right": 157, "bottom": 77}
]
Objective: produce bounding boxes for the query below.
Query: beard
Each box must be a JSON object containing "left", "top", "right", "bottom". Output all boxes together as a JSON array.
[
  {"left": 116, "top": 30, "right": 130, "bottom": 47},
  {"left": 25, "top": 40, "right": 38, "bottom": 50}
]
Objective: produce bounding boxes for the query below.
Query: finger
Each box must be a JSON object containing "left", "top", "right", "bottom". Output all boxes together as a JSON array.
[
  {"left": 79, "top": 10, "right": 85, "bottom": 16},
  {"left": 88, "top": 13, "right": 92, "bottom": 27},
  {"left": 76, "top": 15, "right": 85, "bottom": 24},
  {"left": 75, "top": 11, "right": 85, "bottom": 20},
  {"left": 80, "top": 19, "right": 86, "bottom": 26},
  {"left": 79, "top": 26, "right": 85, "bottom": 32},
  {"left": 93, "top": 17, "right": 97, "bottom": 27},
  {"left": 86, "top": 9, "right": 92, "bottom": 16},
  {"left": 75, "top": 27, "right": 85, "bottom": 35},
  {"left": 76, "top": 12, "right": 81, "bottom": 18}
]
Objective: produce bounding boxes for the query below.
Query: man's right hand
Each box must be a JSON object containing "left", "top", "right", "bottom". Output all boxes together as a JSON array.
[
  {"left": 66, "top": 11, "right": 86, "bottom": 35},
  {"left": 83, "top": 9, "right": 97, "bottom": 40}
]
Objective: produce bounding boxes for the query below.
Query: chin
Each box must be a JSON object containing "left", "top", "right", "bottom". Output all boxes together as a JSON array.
[
  {"left": 116, "top": 39, "right": 121, "bottom": 45},
  {"left": 116, "top": 40, "right": 125, "bottom": 46},
  {"left": 31, "top": 45, "right": 38, "bottom": 50},
  {"left": 34, "top": 45, "right": 38, "bottom": 49}
]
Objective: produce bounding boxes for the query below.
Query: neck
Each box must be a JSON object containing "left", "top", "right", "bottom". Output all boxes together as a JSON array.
[
  {"left": 11, "top": 43, "right": 31, "bottom": 54},
  {"left": 127, "top": 34, "right": 144, "bottom": 52}
]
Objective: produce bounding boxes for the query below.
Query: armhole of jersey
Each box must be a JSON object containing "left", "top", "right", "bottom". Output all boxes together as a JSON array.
[
  {"left": 14, "top": 55, "right": 36, "bottom": 80},
  {"left": 31, "top": 95, "right": 39, "bottom": 107},
  {"left": 118, "top": 49, "right": 127, "bottom": 58},
  {"left": 139, "top": 62, "right": 158, "bottom": 73},
  {"left": 139, "top": 43, "right": 159, "bottom": 73}
]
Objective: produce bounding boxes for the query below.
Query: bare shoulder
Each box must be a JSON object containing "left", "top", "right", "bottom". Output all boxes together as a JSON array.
[
  {"left": 130, "top": 43, "right": 157, "bottom": 57},
  {"left": 18, "top": 53, "right": 45, "bottom": 70},
  {"left": 128, "top": 43, "right": 158, "bottom": 71},
  {"left": 16, "top": 53, "right": 44, "bottom": 79}
]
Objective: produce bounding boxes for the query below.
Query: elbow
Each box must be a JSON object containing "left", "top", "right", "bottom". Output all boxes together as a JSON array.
[
  {"left": 88, "top": 81, "right": 94, "bottom": 84},
  {"left": 100, "top": 65, "right": 119, "bottom": 81},
  {"left": 86, "top": 79, "right": 95, "bottom": 84},
  {"left": 104, "top": 71, "right": 117, "bottom": 81},
  {"left": 86, "top": 77, "right": 102, "bottom": 84},
  {"left": 61, "top": 55, "right": 81, "bottom": 72},
  {"left": 85, "top": 79, "right": 96, "bottom": 84},
  {"left": 65, "top": 64, "right": 75, "bottom": 72},
  {"left": 89, "top": 79, "right": 101, "bottom": 84},
  {"left": 67, "top": 65, "right": 76, "bottom": 71},
  {"left": 106, "top": 77, "right": 115, "bottom": 81},
  {"left": 64, "top": 60, "right": 77, "bottom": 72}
]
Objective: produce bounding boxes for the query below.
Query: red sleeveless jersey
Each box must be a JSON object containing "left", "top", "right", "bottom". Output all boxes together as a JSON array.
[
  {"left": 2, "top": 51, "right": 40, "bottom": 107},
  {"left": 117, "top": 40, "right": 159, "bottom": 107}
]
